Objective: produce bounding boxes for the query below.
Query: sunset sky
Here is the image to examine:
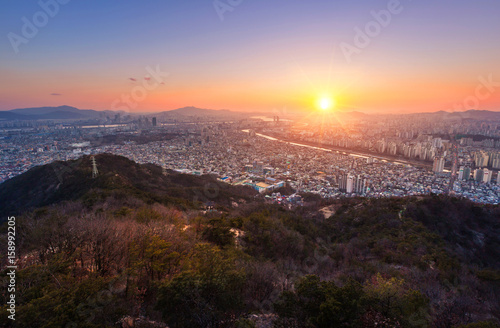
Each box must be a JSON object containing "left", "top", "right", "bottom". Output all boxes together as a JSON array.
[{"left": 1, "top": 0, "right": 500, "bottom": 114}]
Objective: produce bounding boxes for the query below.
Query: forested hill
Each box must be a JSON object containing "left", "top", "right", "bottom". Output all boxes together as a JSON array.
[
  {"left": 0, "top": 153, "right": 257, "bottom": 215},
  {"left": 0, "top": 155, "right": 499, "bottom": 327}
]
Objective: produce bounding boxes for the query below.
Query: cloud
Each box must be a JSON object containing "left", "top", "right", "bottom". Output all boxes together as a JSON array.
[
  {"left": 129, "top": 78, "right": 137, "bottom": 82},
  {"left": 50, "top": 93, "right": 62, "bottom": 96},
  {"left": 144, "top": 77, "right": 151, "bottom": 81}
]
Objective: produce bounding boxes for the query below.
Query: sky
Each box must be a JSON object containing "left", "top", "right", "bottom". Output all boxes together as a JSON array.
[{"left": 1, "top": 0, "right": 500, "bottom": 114}]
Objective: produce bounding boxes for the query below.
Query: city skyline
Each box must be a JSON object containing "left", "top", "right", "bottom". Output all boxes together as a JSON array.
[{"left": 1, "top": 0, "right": 500, "bottom": 114}]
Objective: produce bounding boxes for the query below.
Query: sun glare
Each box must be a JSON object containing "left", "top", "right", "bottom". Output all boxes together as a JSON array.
[{"left": 318, "top": 97, "right": 335, "bottom": 112}]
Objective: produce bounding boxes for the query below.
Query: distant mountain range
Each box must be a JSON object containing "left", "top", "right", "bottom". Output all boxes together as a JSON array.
[
  {"left": 0, "top": 105, "right": 250, "bottom": 121},
  {"left": 157, "top": 106, "right": 239, "bottom": 117},
  {"left": 1, "top": 105, "right": 500, "bottom": 121},
  {"left": 407, "top": 109, "right": 500, "bottom": 120},
  {"left": 0, "top": 105, "right": 112, "bottom": 121}
]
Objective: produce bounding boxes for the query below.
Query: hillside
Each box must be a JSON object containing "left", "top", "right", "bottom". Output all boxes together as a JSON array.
[
  {"left": 0, "top": 153, "right": 257, "bottom": 215},
  {"left": 161, "top": 106, "right": 235, "bottom": 116},
  {"left": 154, "top": 106, "right": 252, "bottom": 120},
  {"left": 0, "top": 105, "right": 113, "bottom": 121},
  {"left": 0, "top": 157, "right": 499, "bottom": 328},
  {"left": 407, "top": 110, "right": 500, "bottom": 121}
]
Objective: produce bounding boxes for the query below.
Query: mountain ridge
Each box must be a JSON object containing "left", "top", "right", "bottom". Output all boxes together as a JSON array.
[
  {"left": 0, "top": 105, "right": 110, "bottom": 121},
  {"left": 2, "top": 105, "right": 500, "bottom": 121},
  {"left": 0, "top": 153, "right": 257, "bottom": 215}
]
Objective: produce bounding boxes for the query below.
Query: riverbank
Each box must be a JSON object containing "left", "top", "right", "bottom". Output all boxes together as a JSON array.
[{"left": 246, "top": 130, "right": 436, "bottom": 170}]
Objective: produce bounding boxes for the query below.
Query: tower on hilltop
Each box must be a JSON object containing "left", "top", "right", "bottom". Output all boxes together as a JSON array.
[{"left": 91, "top": 156, "right": 99, "bottom": 179}]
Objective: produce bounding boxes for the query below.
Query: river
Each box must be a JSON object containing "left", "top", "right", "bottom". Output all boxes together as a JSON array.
[{"left": 242, "top": 129, "right": 440, "bottom": 170}]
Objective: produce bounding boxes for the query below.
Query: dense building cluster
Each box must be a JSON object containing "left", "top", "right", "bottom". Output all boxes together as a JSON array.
[{"left": 2, "top": 116, "right": 500, "bottom": 204}]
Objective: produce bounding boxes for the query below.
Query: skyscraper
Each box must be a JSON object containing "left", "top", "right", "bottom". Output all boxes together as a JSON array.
[
  {"left": 463, "top": 167, "right": 471, "bottom": 181},
  {"left": 474, "top": 169, "right": 484, "bottom": 183},
  {"left": 458, "top": 166, "right": 464, "bottom": 180},
  {"left": 433, "top": 157, "right": 445, "bottom": 173},
  {"left": 338, "top": 173, "right": 347, "bottom": 192},
  {"left": 483, "top": 169, "right": 492, "bottom": 184},
  {"left": 475, "top": 151, "right": 489, "bottom": 167},
  {"left": 346, "top": 175, "right": 355, "bottom": 194}
]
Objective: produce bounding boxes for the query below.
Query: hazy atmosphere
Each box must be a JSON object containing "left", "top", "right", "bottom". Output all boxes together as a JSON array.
[
  {"left": 2, "top": 0, "right": 500, "bottom": 113},
  {"left": 2, "top": 1, "right": 500, "bottom": 328}
]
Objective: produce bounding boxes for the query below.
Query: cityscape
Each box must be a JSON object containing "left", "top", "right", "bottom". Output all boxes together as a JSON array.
[{"left": 3, "top": 110, "right": 500, "bottom": 205}]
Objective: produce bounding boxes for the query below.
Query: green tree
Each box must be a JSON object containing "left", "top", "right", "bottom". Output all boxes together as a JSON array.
[
  {"left": 364, "top": 273, "right": 429, "bottom": 328},
  {"left": 274, "top": 275, "right": 366, "bottom": 327},
  {"left": 156, "top": 243, "right": 245, "bottom": 328},
  {"left": 202, "top": 217, "right": 235, "bottom": 247},
  {"left": 129, "top": 234, "right": 180, "bottom": 282}
]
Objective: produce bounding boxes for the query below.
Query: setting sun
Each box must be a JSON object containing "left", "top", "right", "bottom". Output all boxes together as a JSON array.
[{"left": 318, "top": 97, "right": 335, "bottom": 111}]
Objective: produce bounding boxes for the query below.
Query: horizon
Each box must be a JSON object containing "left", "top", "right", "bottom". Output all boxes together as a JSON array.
[
  {"left": 2, "top": 104, "right": 500, "bottom": 116},
  {"left": 1, "top": 1, "right": 500, "bottom": 114}
]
